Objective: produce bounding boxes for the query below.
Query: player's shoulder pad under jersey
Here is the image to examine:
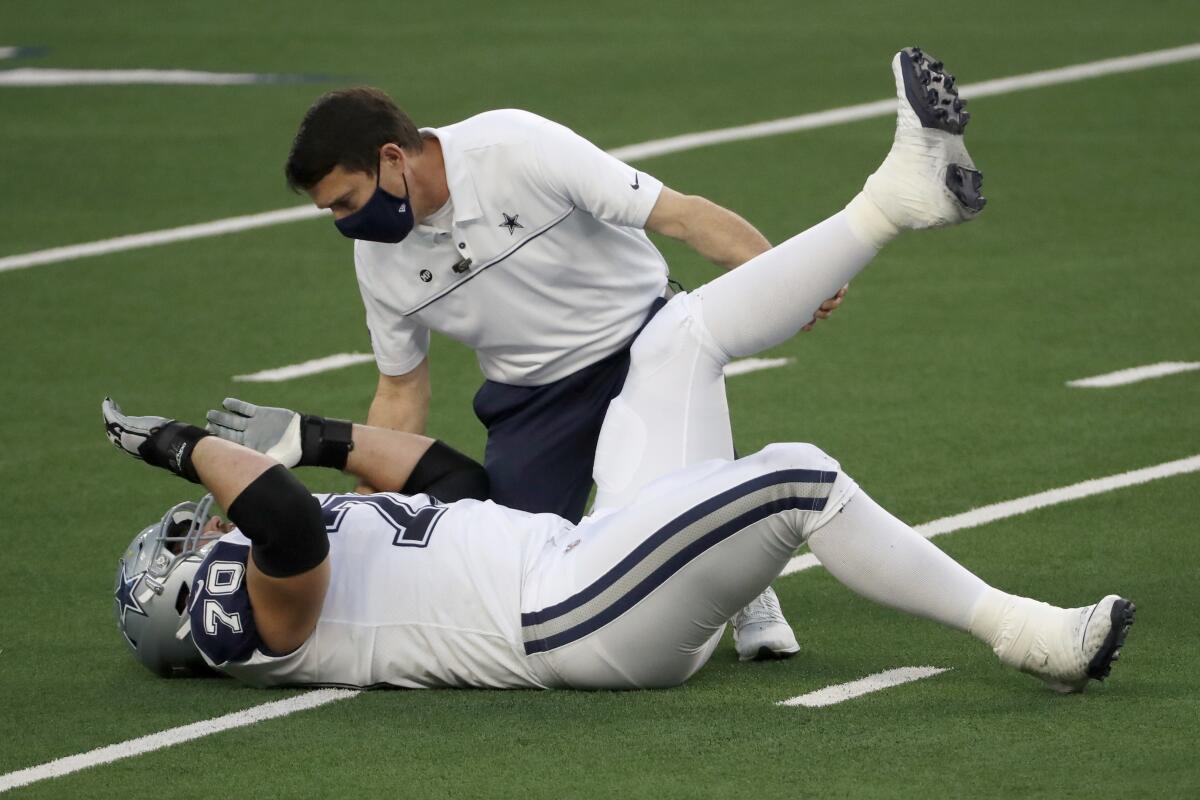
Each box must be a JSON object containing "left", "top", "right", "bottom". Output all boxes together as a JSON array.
[{"left": 188, "top": 538, "right": 268, "bottom": 665}]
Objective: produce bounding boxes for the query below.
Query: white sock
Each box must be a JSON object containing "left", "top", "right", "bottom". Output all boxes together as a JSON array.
[
  {"left": 807, "top": 490, "right": 990, "bottom": 632},
  {"left": 965, "top": 587, "right": 1060, "bottom": 662},
  {"left": 844, "top": 191, "right": 902, "bottom": 249},
  {"left": 693, "top": 208, "right": 881, "bottom": 359}
]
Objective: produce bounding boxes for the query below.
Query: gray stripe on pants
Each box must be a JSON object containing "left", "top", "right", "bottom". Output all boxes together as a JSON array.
[{"left": 521, "top": 477, "right": 833, "bottom": 646}]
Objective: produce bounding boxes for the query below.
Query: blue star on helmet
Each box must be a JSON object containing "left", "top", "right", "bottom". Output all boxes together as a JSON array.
[{"left": 115, "top": 561, "right": 149, "bottom": 625}]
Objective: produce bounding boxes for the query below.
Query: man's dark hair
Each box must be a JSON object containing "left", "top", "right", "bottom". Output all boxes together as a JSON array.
[{"left": 285, "top": 87, "right": 423, "bottom": 192}]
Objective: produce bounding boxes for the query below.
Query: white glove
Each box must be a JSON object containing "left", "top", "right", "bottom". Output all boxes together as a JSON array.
[
  {"left": 205, "top": 397, "right": 303, "bottom": 468},
  {"left": 102, "top": 397, "right": 171, "bottom": 460}
]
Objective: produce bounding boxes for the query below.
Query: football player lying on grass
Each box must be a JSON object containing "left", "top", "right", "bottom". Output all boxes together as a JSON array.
[{"left": 104, "top": 48, "right": 1133, "bottom": 692}]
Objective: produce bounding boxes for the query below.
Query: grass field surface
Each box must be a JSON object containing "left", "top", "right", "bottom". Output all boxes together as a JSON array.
[{"left": 2, "top": 2, "right": 1198, "bottom": 797}]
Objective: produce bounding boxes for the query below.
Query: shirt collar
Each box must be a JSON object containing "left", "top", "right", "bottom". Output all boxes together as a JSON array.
[{"left": 420, "top": 126, "right": 483, "bottom": 224}]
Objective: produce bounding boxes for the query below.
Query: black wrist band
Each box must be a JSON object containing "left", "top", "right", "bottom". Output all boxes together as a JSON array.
[
  {"left": 139, "top": 422, "right": 210, "bottom": 484},
  {"left": 299, "top": 415, "right": 354, "bottom": 470}
]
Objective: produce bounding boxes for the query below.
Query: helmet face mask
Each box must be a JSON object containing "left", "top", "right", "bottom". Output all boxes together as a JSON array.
[{"left": 115, "top": 494, "right": 223, "bottom": 677}]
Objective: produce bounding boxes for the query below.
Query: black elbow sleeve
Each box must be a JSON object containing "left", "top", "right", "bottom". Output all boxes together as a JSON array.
[
  {"left": 227, "top": 464, "right": 328, "bottom": 578},
  {"left": 401, "top": 440, "right": 489, "bottom": 502}
]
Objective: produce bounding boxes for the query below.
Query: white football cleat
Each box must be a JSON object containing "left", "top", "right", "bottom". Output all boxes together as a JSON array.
[
  {"left": 732, "top": 586, "right": 800, "bottom": 661},
  {"left": 863, "top": 46, "right": 986, "bottom": 230},
  {"left": 990, "top": 594, "right": 1136, "bottom": 693}
]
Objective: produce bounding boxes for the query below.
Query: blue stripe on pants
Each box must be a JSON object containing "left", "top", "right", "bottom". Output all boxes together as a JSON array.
[{"left": 521, "top": 468, "right": 835, "bottom": 655}]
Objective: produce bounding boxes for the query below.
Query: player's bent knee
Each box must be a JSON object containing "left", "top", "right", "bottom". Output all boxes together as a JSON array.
[
  {"left": 753, "top": 441, "right": 839, "bottom": 473},
  {"left": 749, "top": 443, "right": 859, "bottom": 535}
]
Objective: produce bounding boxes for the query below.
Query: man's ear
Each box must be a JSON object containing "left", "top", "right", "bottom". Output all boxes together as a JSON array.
[{"left": 380, "top": 142, "right": 406, "bottom": 169}]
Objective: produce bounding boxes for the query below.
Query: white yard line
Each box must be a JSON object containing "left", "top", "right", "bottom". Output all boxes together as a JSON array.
[
  {"left": 3, "top": 42, "right": 1199, "bottom": 275},
  {"left": 609, "top": 42, "right": 1200, "bottom": 160},
  {"left": 233, "top": 352, "right": 375, "bottom": 382},
  {"left": 231, "top": 353, "right": 791, "bottom": 383},
  {"left": 0, "top": 47, "right": 44, "bottom": 60},
  {"left": 0, "top": 46, "right": 46, "bottom": 60},
  {"left": 0, "top": 689, "right": 357, "bottom": 794},
  {"left": 1067, "top": 361, "right": 1200, "bottom": 388},
  {"left": 777, "top": 666, "right": 950, "bottom": 708},
  {"left": 0, "top": 206, "right": 324, "bottom": 274},
  {"left": 723, "top": 357, "right": 792, "bottom": 377},
  {"left": 781, "top": 453, "right": 1200, "bottom": 576},
  {"left": 0, "top": 68, "right": 314, "bottom": 87},
  {"left": 781, "top": 552, "right": 823, "bottom": 575}
]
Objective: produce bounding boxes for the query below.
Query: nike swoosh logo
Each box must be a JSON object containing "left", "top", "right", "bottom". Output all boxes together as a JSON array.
[{"left": 630, "top": 173, "right": 640, "bottom": 190}]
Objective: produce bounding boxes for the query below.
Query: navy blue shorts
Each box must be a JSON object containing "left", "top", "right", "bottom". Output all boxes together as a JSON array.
[{"left": 473, "top": 299, "right": 667, "bottom": 524}]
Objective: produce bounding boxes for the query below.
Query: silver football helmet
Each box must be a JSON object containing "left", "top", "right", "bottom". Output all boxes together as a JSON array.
[{"left": 115, "top": 494, "right": 220, "bottom": 677}]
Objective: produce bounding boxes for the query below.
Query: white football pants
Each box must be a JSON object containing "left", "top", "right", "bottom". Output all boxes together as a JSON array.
[
  {"left": 592, "top": 211, "right": 878, "bottom": 514},
  {"left": 522, "top": 208, "right": 991, "bottom": 688},
  {"left": 525, "top": 442, "right": 857, "bottom": 689},
  {"left": 523, "top": 209, "right": 874, "bottom": 688}
]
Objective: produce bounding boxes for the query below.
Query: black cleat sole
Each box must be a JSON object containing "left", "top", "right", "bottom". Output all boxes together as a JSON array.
[
  {"left": 749, "top": 645, "right": 798, "bottom": 662},
  {"left": 946, "top": 164, "right": 987, "bottom": 212},
  {"left": 1086, "top": 599, "right": 1136, "bottom": 681},
  {"left": 898, "top": 46, "right": 970, "bottom": 135}
]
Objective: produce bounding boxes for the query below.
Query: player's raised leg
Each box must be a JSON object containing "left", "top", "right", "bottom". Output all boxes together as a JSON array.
[
  {"left": 594, "top": 47, "right": 985, "bottom": 511},
  {"left": 695, "top": 46, "right": 984, "bottom": 360},
  {"left": 591, "top": 48, "right": 985, "bottom": 661}
]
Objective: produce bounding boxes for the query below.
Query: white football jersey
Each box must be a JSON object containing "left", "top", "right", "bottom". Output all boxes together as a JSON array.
[{"left": 188, "top": 492, "right": 569, "bottom": 689}]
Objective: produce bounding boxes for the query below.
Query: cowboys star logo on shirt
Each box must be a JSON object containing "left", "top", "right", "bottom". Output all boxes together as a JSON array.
[{"left": 499, "top": 212, "right": 524, "bottom": 235}]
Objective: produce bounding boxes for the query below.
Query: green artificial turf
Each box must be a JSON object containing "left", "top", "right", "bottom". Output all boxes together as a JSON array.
[{"left": 2, "top": 1, "right": 1198, "bottom": 796}]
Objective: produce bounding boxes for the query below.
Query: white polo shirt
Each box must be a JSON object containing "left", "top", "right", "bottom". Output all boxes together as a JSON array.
[{"left": 353, "top": 109, "right": 668, "bottom": 386}]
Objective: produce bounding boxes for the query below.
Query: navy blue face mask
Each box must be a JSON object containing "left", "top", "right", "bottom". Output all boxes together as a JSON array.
[{"left": 334, "top": 168, "right": 414, "bottom": 244}]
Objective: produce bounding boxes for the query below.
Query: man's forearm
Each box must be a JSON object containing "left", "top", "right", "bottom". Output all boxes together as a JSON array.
[
  {"left": 367, "top": 360, "right": 431, "bottom": 434},
  {"left": 358, "top": 360, "right": 431, "bottom": 492},
  {"left": 679, "top": 196, "right": 771, "bottom": 270},
  {"left": 366, "top": 388, "right": 429, "bottom": 432},
  {"left": 645, "top": 188, "right": 770, "bottom": 271}
]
